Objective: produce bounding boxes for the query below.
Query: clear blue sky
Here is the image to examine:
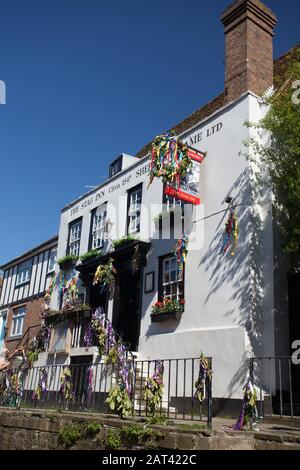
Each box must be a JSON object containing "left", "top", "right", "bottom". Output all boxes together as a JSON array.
[{"left": 0, "top": 0, "right": 299, "bottom": 265}]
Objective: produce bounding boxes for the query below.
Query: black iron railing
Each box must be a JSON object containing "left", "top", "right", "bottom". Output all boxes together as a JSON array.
[
  {"left": 250, "top": 356, "right": 300, "bottom": 419},
  {"left": 134, "top": 358, "right": 212, "bottom": 427},
  {"left": 0, "top": 357, "right": 212, "bottom": 428}
]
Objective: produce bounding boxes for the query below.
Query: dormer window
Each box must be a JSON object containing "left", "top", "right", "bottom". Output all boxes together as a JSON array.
[{"left": 109, "top": 157, "right": 122, "bottom": 178}]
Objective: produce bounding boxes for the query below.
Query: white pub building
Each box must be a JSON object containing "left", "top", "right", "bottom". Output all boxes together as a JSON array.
[{"left": 27, "top": 0, "right": 299, "bottom": 415}]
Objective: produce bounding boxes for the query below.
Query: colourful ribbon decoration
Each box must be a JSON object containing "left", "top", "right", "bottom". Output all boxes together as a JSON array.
[
  {"left": 59, "top": 271, "right": 67, "bottom": 306},
  {"left": 174, "top": 234, "right": 189, "bottom": 274},
  {"left": 234, "top": 378, "right": 258, "bottom": 430},
  {"left": 44, "top": 273, "right": 56, "bottom": 306},
  {"left": 148, "top": 131, "right": 191, "bottom": 187},
  {"left": 59, "top": 367, "right": 74, "bottom": 403},
  {"left": 83, "top": 322, "right": 94, "bottom": 348},
  {"left": 194, "top": 353, "right": 212, "bottom": 403},
  {"left": 32, "top": 367, "right": 48, "bottom": 401},
  {"left": 67, "top": 270, "right": 78, "bottom": 303},
  {"left": 221, "top": 207, "right": 238, "bottom": 256}
]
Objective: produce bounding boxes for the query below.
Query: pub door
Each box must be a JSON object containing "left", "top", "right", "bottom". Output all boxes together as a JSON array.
[{"left": 70, "top": 355, "right": 93, "bottom": 408}]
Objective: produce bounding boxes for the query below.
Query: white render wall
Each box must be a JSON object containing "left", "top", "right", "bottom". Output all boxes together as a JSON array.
[{"left": 52, "top": 93, "right": 276, "bottom": 399}]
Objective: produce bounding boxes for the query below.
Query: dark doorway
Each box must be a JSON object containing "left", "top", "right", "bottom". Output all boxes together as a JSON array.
[
  {"left": 288, "top": 273, "right": 300, "bottom": 397},
  {"left": 112, "top": 270, "right": 141, "bottom": 351},
  {"left": 89, "top": 283, "right": 108, "bottom": 310},
  {"left": 70, "top": 355, "right": 93, "bottom": 408}
]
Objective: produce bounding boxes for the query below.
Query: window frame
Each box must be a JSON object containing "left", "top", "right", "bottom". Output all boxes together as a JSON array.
[
  {"left": 67, "top": 218, "right": 82, "bottom": 257},
  {"left": 127, "top": 183, "right": 143, "bottom": 235},
  {"left": 47, "top": 248, "right": 57, "bottom": 274},
  {"left": 158, "top": 254, "right": 184, "bottom": 303},
  {"left": 16, "top": 259, "right": 33, "bottom": 287},
  {"left": 0, "top": 309, "right": 8, "bottom": 340},
  {"left": 162, "top": 184, "right": 185, "bottom": 236},
  {"left": 89, "top": 204, "right": 107, "bottom": 250},
  {"left": 10, "top": 306, "right": 26, "bottom": 338}
]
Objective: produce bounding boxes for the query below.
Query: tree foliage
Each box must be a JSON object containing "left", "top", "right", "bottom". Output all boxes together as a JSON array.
[{"left": 247, "top": 47, "right": 300, "bottom": 265}]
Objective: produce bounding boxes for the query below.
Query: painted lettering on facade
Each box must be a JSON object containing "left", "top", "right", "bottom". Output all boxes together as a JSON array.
[
  {"left": 69, "top": 162, "right": 150, "bottom": 217},
  {"left": 186, "top": 122, "right": 223, "bottom": 146}
]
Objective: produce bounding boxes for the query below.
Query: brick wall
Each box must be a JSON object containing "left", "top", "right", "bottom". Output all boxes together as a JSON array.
[
  {"left": 4, "top": 296, "right": 44, "bottom": 355},
  {"left": 222, "top": 0, "right": 277, "bottom": 102}
]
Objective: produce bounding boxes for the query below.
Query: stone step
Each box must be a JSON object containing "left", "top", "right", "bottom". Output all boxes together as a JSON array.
[{"left": 133, "top": 404, "right": 176, "bottom": 413}]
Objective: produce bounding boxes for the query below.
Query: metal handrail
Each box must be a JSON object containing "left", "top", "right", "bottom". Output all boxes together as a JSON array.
[{"left": 14, "top": 324, "right": 42, "bottom": 351}]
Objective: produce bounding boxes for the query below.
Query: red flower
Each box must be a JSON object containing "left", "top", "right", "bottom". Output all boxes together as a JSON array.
[
  {"left": 180, "top": 299, "right": 185, "bottom": 305},
  {"left": 154, "top": 301, "right": 163, "bottom": 308}
]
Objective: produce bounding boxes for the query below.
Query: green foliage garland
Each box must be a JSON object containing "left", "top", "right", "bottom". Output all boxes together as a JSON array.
[
  {"left": 91, "top": 319, "right": 107, "bottom": 357},
  {"left": 104, "top": 343, "right": 119, "bottom": 368},
  {"left": 105, "top": 379, "right": 133, "bottom": 419},
  {"left": 93, "top": 259, "right": 116, "bottom": 290},
  {"left": 143, "top": 361, "right": 164, "bottom": 415},
  {"left": 59, "top": 367, "right": 74, "bottom": 403}
]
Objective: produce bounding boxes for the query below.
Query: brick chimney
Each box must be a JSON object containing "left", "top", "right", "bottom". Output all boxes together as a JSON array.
[{"left": 221, "top": 0, "right": 277, "bottom": 103}]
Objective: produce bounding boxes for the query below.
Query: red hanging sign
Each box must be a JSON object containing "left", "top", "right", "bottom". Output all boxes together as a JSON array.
[{"left": 164, "top": 147, "right": 206, "bottom": 205}]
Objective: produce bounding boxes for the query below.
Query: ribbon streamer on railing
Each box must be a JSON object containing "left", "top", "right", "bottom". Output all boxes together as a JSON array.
[{"left": 32, "top": 367, "right": 48, "bottom": 401}]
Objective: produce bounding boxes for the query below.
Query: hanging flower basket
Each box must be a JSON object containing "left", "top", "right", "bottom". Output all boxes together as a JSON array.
[
  {"left": 93, "top": 259, "right": 116, "bottom": 290},
  {"left": 150, "top": 299, "right": 185, "bottom": 322}
]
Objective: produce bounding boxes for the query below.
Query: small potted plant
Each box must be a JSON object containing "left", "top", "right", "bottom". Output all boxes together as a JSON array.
[
  {"left": 112, "top": 236, "right": 136, "bottom": 251},
  {"left": 79, "top": 249, "right": 103, "bottom": 264},
  {"left": 150, "top": 298, "right": 185, "bottom": 322},
  {"left": 57, "top": 255, "right": 79, "bottom": 271}
]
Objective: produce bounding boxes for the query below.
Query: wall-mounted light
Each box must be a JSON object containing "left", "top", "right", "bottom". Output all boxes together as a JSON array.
[
  {"left": 225, "top": 196, "right": 233, "bottom": 205},
  {"left": 105, "top": 218, "right": 114, "bottom": 235}
]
